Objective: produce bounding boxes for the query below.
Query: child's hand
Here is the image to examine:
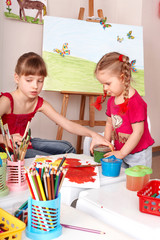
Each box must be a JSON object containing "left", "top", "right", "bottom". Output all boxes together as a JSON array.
[
  {"left": 104, "top": 150, "right": 124, "bottom": 159},
  {"left": 90, "top": 133, "right": 113, "bottom": 155},
  {"left": 11, "top": 133, "right": 23, "bottom": 148}
]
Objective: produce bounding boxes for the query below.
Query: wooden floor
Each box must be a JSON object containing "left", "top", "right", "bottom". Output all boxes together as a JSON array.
[{"left": 151, "top": 151, "right": 160, "bottom": 179}]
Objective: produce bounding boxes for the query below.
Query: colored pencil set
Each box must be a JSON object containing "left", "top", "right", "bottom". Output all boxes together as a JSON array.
[
  {"left": 0, "top": 117, "right": 31, "bottom": 161},
  {"left": 13, "top": 200, "right": 28, "bottom": 224},
  {"left": 25, "top": 159, "right": 68, "bottom": 201}
]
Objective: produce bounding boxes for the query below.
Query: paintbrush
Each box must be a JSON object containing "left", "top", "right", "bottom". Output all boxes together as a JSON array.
[
  {"left": 57, "top": 153, "right": 67, "bottom": 172},
  {"left": 0, "top": 117, "right": 12, "bottom": 161},
  {"left": 4, "top": 124, "right": 17, "bottom": 161},
  {"left": 64, "top": 163, "right": 101, "bottom": 168}
]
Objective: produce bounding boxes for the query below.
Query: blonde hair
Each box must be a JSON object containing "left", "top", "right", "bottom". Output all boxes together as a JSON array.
[
  {"left": 15, "top": 52, "right": 47, "bottom": 77},
  {"left": 95, "top": 52, "right": 131, "bottom": 101}
]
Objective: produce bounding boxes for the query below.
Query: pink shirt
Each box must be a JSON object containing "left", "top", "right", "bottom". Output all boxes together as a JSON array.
[{"left": 106, "top": 90, "right": 154, "bottom": 154}]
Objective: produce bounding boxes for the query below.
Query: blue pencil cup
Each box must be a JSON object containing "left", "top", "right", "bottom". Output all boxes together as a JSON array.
[
  {"left": 101, "top": 155, "right": 122, "bottom": 177},
  {"left": 26, "top": 194, "right": 62, "bottom": 240}
]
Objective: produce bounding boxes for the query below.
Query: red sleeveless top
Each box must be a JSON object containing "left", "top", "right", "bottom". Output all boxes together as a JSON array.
[{"left": 0, "top": 92, "right": 44, "bottom": 149}]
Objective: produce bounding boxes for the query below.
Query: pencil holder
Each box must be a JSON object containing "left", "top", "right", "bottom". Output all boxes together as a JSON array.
[
  {"left": 0, "top": 160, "right": 9, "bottom": 197},
  {"left": 26, "top": 194, "right": 62, "bottom": 240},
  {"left": 6, "top": 160, "right": 28, "bottom": 191}
]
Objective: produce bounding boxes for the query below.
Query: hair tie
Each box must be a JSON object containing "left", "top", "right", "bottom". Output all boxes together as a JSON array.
[
  {"left": 119, "top": 54, "right": 124, "bottom": 62},
  {"left": 92, "top": 91, "right": 107, "bottom": 111}
]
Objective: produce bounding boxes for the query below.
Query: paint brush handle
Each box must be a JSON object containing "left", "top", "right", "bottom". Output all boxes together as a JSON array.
[
  {"left": 57, "top": 156, "right": 66, "bottom": 171},
  {"left": 64, "top": 164, "right": 101, "bottom": 168}
]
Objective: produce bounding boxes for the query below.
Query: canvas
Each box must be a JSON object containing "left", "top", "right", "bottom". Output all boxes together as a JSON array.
[{"left": 43, "top": 16, "right": 144, "bottom": 95}]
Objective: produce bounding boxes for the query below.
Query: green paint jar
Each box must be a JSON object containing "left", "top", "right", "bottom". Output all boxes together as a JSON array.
[{"left": 93, "top": 145, "right": 111, "bottom": 163}]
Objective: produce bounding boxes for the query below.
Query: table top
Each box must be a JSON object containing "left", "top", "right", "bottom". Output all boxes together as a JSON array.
[
  {"left": 76, "top": 181, "right": 160, "bottom": 240},
  {"left": 6, "top": 203, "right": 134, "bottom": 240},
  {"left": 24, "top": 154, "right": 126, "bottom": 205}
]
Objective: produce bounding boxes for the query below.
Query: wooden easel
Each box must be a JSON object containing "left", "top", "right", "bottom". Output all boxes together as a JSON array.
[
  {"left": 56, "top": 92, "right": 106, "bottom": 153},
  {"left": 56, "top": 1, "right": 106, "bottom": 154},
  {"left": 78, "top": 0, "right": 104, "bottom": 21}
]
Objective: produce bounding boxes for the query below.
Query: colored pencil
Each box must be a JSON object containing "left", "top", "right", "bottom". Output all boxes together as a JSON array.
[
  {"left": 36, "top": 170, "right": 46, "bottom": 201},
  {"left": 24, "top": 168, "right": 36, "bottom": 200},
  {"left": 31, "top": 171, "right": 42, "bottom": 201},
  {"left": 55, "top": 171, "right": 60, "bottom": 198},
  {"left": 54, "top": 171, "right": 60, "bottom": 196},
  {"left": 46, "top": 172, "right": 52, "bottom": 200},
  {"left": 50, "top": 169, "right": 55, "bottom": 200},
  {"left": 61, "top": 223, "right": 106, "bottom": 234},
  {"left": 58, "top": 168, "right": 67, "bottom": 194},
  {"left": 43, "top": 172, "right": 48, "bottom": 200}
]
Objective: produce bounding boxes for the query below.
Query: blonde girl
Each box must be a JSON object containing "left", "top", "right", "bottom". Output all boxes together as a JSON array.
[{"left": 95, "top": 52, "right": 154, "bottom": 168}]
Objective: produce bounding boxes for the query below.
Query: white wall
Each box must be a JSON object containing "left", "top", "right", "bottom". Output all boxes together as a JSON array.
[{"left": 1, "top": 0, "right": 159, "bottom": 149}]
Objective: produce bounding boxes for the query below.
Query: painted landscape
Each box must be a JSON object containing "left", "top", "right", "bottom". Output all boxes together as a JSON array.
[{"left": 43, "top": 16, "right": 145, "bottom": 95}]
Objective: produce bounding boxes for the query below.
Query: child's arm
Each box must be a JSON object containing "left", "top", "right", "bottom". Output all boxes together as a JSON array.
[
  {"left": 40, "top": 100, "right": 112, "bottom": 152},
  {"left": 104, "top": 121, "right": 144, "bottom": 159},
  {"left": 104, "top": 116, "right": 112, "bottom": 142},
  {"left": 0, "top": 96, "right": 10, "bottom": 145}
]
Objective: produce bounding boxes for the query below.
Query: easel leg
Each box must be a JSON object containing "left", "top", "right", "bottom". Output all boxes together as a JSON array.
[
  {"left": 78, "top": 7, "right": 85, "bottom": 20},
  {"left": 76, "top": 95, "right": 86, "bottom": 153},
  {"left": 89, "top": 96, "right": 95, "bottom": 127},
  {"left": 56, "top": 94, "right": 69, "bottom": 140},
  {"left": 97, "top": 9, "right": 104, "bottom": 18}
]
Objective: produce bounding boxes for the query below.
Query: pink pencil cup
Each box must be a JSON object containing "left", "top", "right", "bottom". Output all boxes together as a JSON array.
[{"left": 6, "top": 160, "right": 28, "bottom": 191}]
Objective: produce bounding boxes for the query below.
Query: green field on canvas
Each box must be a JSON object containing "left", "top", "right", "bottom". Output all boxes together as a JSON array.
[{"left": 43, "top": 51, "right": 144, "bottom": 95}]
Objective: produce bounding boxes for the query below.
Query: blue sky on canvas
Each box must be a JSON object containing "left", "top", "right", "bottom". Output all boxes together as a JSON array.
[{"left": 43, "top": 16, "right": 144, "bottom": 69}]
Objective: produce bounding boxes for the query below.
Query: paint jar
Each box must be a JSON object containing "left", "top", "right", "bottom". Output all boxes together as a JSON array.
[
  {"left": 101, "top": 155, "right": 122, "bottom": 177},
  {"left": 26, "top": 194, "right": 62, "bottom": 240},
  {"left": 93, "top": 145, "right": 111, "bottom": 163},
  {"left": 0, "top": 153, "right": 9, "bottom": 197},
  {"left": 125, "top": 165, "right": 152, "bottom": 191},
  {"left": 137, "top": 165, "right": 152, "bottom": 186},
  {"left": 6, "top": 160, "right": 28, "bottom": 191}
]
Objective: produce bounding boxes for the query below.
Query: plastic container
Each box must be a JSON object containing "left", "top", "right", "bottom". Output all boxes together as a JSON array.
[
  {"left": 0, "top": 155, "right": 9, "bottom": 197},
  {"left": 137, "top": 180, "right": 160, "bottom": 216},
  {"left": 125, "top": 165, "right": 152, "bottom": 191},
  {"left": 6, "top": 160, "right": 28, "bottom": 191},
  {"left": 93, "top": 145, "right": 111, "bottom": 163},
  {"left": 26, "top": 194, "right": 62, "bottom": 240},
  {"left": 101, "top": 155, "right": 122, "bottom": 177},
  {"left": 0, "top": 208, "right": 26, "bottom": 240}
]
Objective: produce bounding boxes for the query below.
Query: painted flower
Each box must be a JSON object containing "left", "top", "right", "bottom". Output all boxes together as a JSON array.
[
  {"left": 6, "top": 0, "right": 12, "bottom": 13},
  {"left": 6, "top": 0, "right": 12, "bottom": 6}
]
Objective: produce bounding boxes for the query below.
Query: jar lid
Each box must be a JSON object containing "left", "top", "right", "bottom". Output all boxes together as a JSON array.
[
  {"left": 137, "top": 165, "right": 152, "bottom": 174},
  {"left": 125, "top": 165, "right": 152, "bottom": 177},
  {"left": 93, "top": 145, "right": 110, "bottom": 153},
  {"left": 125, "top": 167, "right": 146, "bottom": 177}
]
